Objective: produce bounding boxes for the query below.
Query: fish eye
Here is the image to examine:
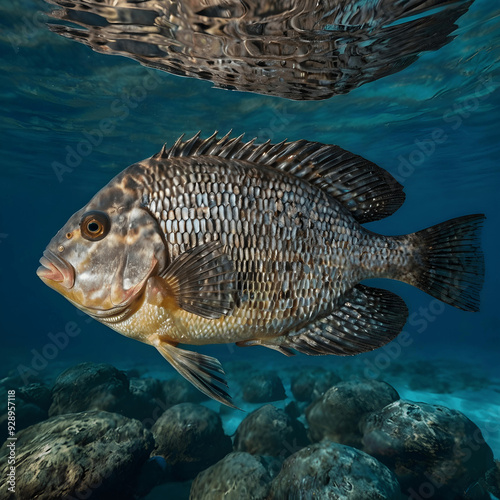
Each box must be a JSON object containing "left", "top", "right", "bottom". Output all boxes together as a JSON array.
[{"left": 80, "top": 211, "right": 111, "bottom": 242}]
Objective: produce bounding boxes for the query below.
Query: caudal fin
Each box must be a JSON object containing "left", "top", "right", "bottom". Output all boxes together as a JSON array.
[{"left": 412, "top": 214, "right": 485, "bottom": 311}]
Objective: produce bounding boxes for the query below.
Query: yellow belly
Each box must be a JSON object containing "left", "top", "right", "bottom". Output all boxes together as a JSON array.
[{"left": 106, "top": 298, "right": 304, "bottom": 346}]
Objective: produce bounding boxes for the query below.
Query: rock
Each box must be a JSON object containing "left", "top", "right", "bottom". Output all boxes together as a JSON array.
[
  {"left": 482, "top": 459, "right": 500, "bottom": 499},
  {"left": 268, "top": 440, "right": 401, "bottom": 499},
  {"left": 1, "top": 401, "right": 46, "bottom": 436},
  {"left": 284, "top": 400, "right": 301, "bottom": 420},
  {"left": 130, "top": 377, "right": 163, "bottom": 400},
  {"left": 306, "top": 379, "right": 399, "bottom": 447},
  {"left": 0, "top": 410, "right": 154, "bottom": 500},
  {"left": 224, "top": 361, "right": 254, "bottom": 383},
  {"left": 152, "top": 403, "right": 232, "bottom": 479},
  {"left": 190, "top": 452, "right": 281, "bottom": 500},
  {"left": 234, "top": 404, "right": 309, "bottom": 458},
  {"left": 0, "top": 382, "right": 50, "bottom": 435},
  {"left": 290, "top": 366, "right": 341, "bottom": 402},
  {"left": 362, "top": 400, "right": 495, "bottom": 499},
  {"left": 128, "top": 377, "right": 165, "bottom": 426},
  {"left": 161, "top": 378, "right": 207, "bottom": 406},
  {"left": 49, "top": 362, "right": 131, "bottom": 417},
  {"left": 464, "top": 482, "right": 498, "bottom": 500},
  {"left": 133, "top": 456, "right": 173, "bottom": 498},
  {"left": 241, "top": 371, "right": 286, "bottom": 403},
  {"left": 17, "top": 383, "right": 52, "bottom": 411},
  {"left": 0, "top": 380, "right": 51, "bottom": 435},
  {"left": 49, "top": 362, "right": 161, "bottom": 423}
]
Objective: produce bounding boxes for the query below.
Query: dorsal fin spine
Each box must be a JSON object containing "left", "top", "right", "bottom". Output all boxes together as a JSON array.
[
  {"left": 219, "top": 137, "right": 244, "bottom": 158},
  {"left": 158, "top": 131, "right": 405, "bottom": 223},
  {"left": 196, "top": 131, "right": 218, "bottom": 156},
  {"left": 181, "top": 131, "right": 202, "bottom": 157},
  {"left": 167, "top": 133, "right": 185, "bottom": 158}
]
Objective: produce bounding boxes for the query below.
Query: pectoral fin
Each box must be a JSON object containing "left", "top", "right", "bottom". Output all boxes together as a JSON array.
[
  {"left": 161, "top": 241, "right": 237, "bottom": 320},
  {"left": 155, "top": 341, "right": 239, "bottom": 409}
]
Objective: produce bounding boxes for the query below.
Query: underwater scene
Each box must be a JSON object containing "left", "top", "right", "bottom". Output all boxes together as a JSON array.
[{"left": 1, "top": 0, "right": 500, "bottom": 498}]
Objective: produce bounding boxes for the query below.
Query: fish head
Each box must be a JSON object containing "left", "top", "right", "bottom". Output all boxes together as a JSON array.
[{"left": 37, "top": 176, "right": 168, "bottom": 320}]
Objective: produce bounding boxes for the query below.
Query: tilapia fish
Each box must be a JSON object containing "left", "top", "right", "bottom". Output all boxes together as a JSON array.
[{"left": 37, "top": 132, "right": 485, "bottom": 407}]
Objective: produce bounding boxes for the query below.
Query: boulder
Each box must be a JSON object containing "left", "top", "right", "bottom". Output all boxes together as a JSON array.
[
  {"left": 128, "top": 377, "right": 165, "bottom": 426},
  {"left": 0, "top": 377, "right": 51, "bottom": 440},
  {"left": 152, "top": 403, "right": 232, "bottom": 479},
  {"left": 482, "top": 459, "right": 500, "bottom": 499},
  {"left": 362, "top": 400, "right": 495, "bottom": 499},
  {"left": 49, "top": 362, "right": 161, "bottom": 423},
  {"left": 17, "top": 383, "right": 52, "bottom": 411},
  {"left": 268, "top": 440, "right": 401, "bottom": 499},
  {"left": 160, "top": 378, "right": 208, "bottom": 406},
  {"left": 0, "top": 382, "right": 51, "bottom": 435},
  {"left": 241, "top": 371, "right": 286, "bottom": 403},
  {"left": 2, "top": 401, "right": 46, "bottom": 436},
  {"left": 290, "top": 366, "right": 341, "bottom": 403},
  {"left": 49, "top": 362, "right": 132, "bottom": 416},
  {"left": 0, "top": 410, "right": 154, "bottom": 500},
  {"left": 306, "top": 379, "right": 399, "bottom": 447},
  {"left": 234, "top": 404, "right": 309, "bottom": 458},
  {"left": 133, "top": 456, "right": 173, "bottom": 498},
  {"left": 190, "top": 452, "right": 281, "bottom": 500}
]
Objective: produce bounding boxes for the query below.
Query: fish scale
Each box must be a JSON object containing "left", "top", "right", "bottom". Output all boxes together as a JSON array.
[
  {"left": 37, "top": 132, "right": 485, "bottom": 407},
  {"left": 116, "top": 154, "right": 392, "bottom": 343}
]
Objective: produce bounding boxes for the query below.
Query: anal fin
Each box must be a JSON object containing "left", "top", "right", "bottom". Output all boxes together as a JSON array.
[
  {"left": 155, "top": 341, "right": 239, "bottom": 409},
  {"left": 236, "top": 339, "right": 296, "bottom": 357},
  {"left": 285, "top": 284, "right": 408, "bottom": 356}
]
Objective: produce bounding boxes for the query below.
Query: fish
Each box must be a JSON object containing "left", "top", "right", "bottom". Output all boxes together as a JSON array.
[
  {"left": 37, "top": 132, "right": 485, "bottom": 407},
  {"left": 45, "top": 0, "right": 472, "bottom": 100}
]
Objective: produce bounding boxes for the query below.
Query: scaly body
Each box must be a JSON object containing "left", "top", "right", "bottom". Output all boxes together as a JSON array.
[
  {"left": 108, "top": 156, "right": 409, "bottom": 346},
  {"left": 37, "top": 132, "right": 484, "bottom": 407}
]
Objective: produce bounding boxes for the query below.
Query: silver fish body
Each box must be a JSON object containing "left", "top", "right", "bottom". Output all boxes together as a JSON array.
[
  {"left": 37, "top": 132, "right": 485, "bottom": 406},
  {"left": 117, "top": 156, "right": 390, "bottom": 341}
]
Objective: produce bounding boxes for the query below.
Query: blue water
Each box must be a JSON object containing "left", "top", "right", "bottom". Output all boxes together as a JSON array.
[{"left": 1, "top": 0, "right": 500, "bottom": 495}]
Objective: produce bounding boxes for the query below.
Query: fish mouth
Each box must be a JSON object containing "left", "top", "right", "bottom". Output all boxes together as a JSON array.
[{"left": 37, "top": 249, "right": 75, "bottom": 289}]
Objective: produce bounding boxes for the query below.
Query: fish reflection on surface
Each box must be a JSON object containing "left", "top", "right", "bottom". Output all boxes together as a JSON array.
[{"left": 45, "top": 0, "right": 472, "bottom": 100}]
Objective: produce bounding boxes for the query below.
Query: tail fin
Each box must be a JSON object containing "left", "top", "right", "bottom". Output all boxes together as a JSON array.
[{"left": 411, "top": 214, "right": 485, "bottom": 312}]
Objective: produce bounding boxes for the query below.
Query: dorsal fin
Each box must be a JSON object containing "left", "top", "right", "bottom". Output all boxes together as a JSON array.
[{"left": 156, "top": 132, "right": 405, "bottom": 223}]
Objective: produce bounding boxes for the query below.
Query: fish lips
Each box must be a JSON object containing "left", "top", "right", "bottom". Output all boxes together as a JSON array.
[{"left": 37, "top": 249, "right": 75, "bottom": 289}]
